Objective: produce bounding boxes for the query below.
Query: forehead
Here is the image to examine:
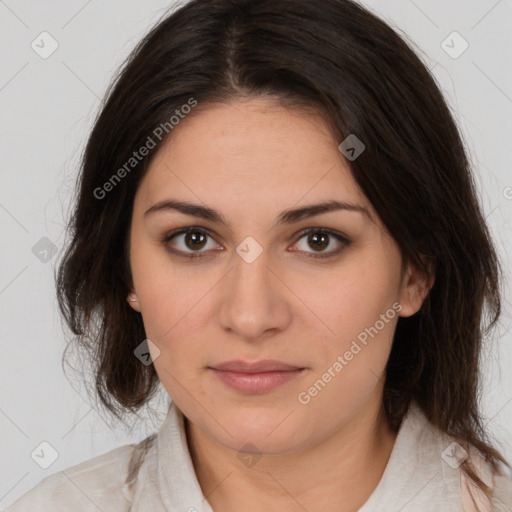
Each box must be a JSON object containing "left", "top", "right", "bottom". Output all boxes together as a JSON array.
[{"left": 135, "top": 98, "right": 374, "bottom": 224}]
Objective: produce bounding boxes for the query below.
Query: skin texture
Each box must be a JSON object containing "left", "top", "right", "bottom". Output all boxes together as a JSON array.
[{"left": 127, "top": 97, "right": 433, "bottom": 512}]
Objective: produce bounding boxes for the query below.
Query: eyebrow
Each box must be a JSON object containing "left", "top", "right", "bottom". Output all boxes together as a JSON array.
[{"left": 144, "top": 199, "right": 372, "bottom": 227}]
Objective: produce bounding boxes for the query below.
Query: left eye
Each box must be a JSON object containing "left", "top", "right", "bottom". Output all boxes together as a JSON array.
[{"left": 291, "top": 228, "right": 350, "bottom": 258}]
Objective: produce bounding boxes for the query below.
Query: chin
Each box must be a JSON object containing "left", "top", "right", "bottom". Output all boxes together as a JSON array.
[
  {"left": 223, "top": 430, "right": 305, "bottom": 457},
  {"left": 214, "top": 411, "right": 308, "bottom": 454}
]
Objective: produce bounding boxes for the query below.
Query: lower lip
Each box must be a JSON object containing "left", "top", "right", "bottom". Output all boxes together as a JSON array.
[{"left": 210, "top": 368, "right": 305, "bottom": 393}]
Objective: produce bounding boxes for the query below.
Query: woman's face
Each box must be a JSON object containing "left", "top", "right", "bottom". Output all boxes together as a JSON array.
[{"left": 128, "top": 97, "right": 427, "bottom": 455}]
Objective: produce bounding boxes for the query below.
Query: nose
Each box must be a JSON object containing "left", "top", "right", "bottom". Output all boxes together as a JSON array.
[{"left": 217, "top": 244, "right": 292, "bottom": 342}]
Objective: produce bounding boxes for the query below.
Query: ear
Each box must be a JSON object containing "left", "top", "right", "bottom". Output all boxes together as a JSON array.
[
  {"left": 398, "top": 257, "right": 435, "bottom": 318},
  {"left": 127, "top": 292, "right": 142, "bottom": 313}
]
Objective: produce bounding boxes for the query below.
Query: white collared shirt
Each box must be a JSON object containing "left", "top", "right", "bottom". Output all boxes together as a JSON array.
[{"left": 5, "top": 401, "right": 512, "bottom": 511}]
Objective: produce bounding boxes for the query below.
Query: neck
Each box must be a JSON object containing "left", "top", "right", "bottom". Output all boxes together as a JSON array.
[{"left": 185, "top": 399, "right": 399, "bottom": 512}]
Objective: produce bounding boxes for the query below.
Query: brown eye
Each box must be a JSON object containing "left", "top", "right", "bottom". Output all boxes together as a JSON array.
[
  {"left": 184, "top": 231, "right": 208, "bottom": 250},
  {"left": 292, "top": 228, "right": 351, "bottom": 259},
  {"left": 307, "top": 232, "right": 329, "bottom": 252},
  {"left": 163, "top": 228, "right": 220, "bottom": 259}
]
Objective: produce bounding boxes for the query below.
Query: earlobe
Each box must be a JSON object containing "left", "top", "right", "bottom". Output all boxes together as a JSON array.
[{"left": 127, "top": 293, "right": 141, "bottom": 312}]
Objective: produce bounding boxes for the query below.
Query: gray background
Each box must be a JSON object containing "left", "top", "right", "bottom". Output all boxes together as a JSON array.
[{"left": 1, "top": 0, "right": 511, "bottom": 507}]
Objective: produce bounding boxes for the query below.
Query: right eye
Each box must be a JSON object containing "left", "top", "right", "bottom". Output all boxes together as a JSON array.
[{"left": 162, "top": 227, "right": 223, "bottom": 259}]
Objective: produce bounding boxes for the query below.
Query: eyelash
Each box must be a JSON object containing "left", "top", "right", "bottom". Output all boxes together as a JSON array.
[{"left": 161, "top": 227, "right": 351, "bottom": 261}]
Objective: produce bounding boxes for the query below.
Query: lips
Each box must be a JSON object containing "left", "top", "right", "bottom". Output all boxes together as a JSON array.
[
  {"left": 210, "top": 359, "right": 303, "bottom": 373},
  {"left": 208, "top": 360, "right": 306, "bottom": 393}
]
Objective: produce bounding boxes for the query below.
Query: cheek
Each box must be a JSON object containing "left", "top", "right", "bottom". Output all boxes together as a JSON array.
[
  {"left": 296, "top": 270, "right": 399, "bottom": 424},
  {"left": 130, "top": 235, "right": 203, "bottom": 336},
  {"left": 317, "top": 254, "right": 400, "bottom": 338},
  {"left": 136, "top": 277, "right": 210, "bottom": 405},
  {"left": 131, "top": 262, "right": 222, "bottom": 393},
  {"left": 304, "top": 250, "right": 401, "bottom": 384},
  {"left": 137, "top": 278, "right": 208, "bottom": 346}
]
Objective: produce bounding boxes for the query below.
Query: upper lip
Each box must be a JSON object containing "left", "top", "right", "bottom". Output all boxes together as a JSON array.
[{"left": 210, "top": 360, "right": 303, "bottom": 373}]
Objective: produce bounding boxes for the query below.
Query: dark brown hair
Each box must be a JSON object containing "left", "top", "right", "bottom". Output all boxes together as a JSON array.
[{"left": 56, "top": 0, "right": 508, "bottom": 504}]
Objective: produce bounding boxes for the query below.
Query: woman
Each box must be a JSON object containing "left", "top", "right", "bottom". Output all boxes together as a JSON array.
[{"left": 6, "top": 0, "right": 512, "bottom": 510}]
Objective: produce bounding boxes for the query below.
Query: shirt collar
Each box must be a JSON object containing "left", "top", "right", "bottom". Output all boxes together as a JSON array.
[
  {"left": 156, "top": 401, "right": 214, "bottom": 512},
  {"left": 153, "top": 400, "right": 460, "bottom": 511},
  {"left": 358, "top": 401, "right": 462, "bottom": 511}
]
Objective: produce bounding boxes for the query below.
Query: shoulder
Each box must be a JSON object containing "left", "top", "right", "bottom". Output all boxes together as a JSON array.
[
  {"left": 404, "top": 403, "right": 512, "bottom": 511},
  {"left": 5, "top": 435, "right": 157, "bottom": 512},
  {"left": 490, "top": 466, "right": 512, "bottom": 511},
  {"left": 460, "top": 452, "right": 512, "bottom": 512}
]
